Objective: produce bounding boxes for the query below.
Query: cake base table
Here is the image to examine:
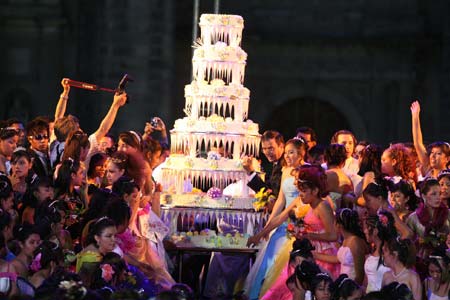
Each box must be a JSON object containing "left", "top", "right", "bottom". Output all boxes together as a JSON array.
[{"left": 166, "top": 245, "right": 259, "bottom": 283}]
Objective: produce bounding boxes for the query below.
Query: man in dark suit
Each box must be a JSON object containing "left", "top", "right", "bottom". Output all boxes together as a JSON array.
[
  {"left": 243, "top": 130, "right": 285, "bottom": 205},
  {"left": 26, "top": 118, "right": 52, "bottom": 178}
]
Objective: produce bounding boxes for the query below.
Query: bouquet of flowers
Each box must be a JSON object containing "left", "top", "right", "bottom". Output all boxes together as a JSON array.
[
  {"left": 286, "top": 204, "right": 310, "bottom": 239},
  {"left": 58, "top": 280, "right": 88, "bottom": 300},
  {"left": 253, "top": 187, "right": 276, "bottom": 211},
  {"left": 418, "top": 229, "right": 447, "bottom": 249}
]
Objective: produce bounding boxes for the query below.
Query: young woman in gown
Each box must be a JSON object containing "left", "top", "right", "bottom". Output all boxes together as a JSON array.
[{"left": 245, "top": 138, "right": 308, "bottom": 300}]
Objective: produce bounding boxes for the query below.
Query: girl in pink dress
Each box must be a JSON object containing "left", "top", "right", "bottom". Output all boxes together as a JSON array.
[
  {"left": 297, "top": 165, "right": 339, "bottom": 279},
  {"left": 259, "top": 165, "right": 339, "bottom": 300}
]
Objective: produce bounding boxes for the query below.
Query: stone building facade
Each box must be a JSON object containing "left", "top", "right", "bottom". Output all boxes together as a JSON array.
[{"left": 1, "top": 0, "right": 449, "bottom": 145}]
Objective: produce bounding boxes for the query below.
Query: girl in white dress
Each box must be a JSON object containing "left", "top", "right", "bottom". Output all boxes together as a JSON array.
[
  {"left": 363, "top": 210, "right": 395, "bottom": 293},
  {"left": 423, "top": 252, "right": 450, "bottom": 300}
]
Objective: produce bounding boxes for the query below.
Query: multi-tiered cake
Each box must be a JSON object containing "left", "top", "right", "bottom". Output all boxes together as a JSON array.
[{"left": 161, "top": 14, "right": 260, "bottom": 209}]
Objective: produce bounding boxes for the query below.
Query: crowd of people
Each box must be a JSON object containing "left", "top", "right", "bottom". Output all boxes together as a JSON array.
[
  {"left": 240, "top": 103, "right": 450, "bottom": 300},
  {"left": 0, "top": 78, "right": 449, "bottom": 300}
]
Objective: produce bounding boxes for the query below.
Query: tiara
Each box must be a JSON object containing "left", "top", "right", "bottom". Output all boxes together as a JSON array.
[
  {"left": 48, "top": 200, "right": 60, "bottom": 208},
  {"left": 438, "top": 169, "right": 450, "bottom": 177},
  {"left": 293, "top": 136, "right": 306, "bottom": 144},
  {"left": 338, "top": 277, "right": 352, "bottom": 289},
  {"left": 290, "top": 249, "right": 302, "bottom": 255},
  {"left": 95, "top": 216, "right": 109, "bottom": 224},
  {"left": 339, "top": 208, "right": 352, "bottom": 221},
  {"left": 109, "top": 156, "right": 126, "bottom": 165},
  {"left": 129, "top": 131, "right": 142, "bottom": 144},
  {"left": 13, "top": 146, "right": 27, "bottom": 153}
]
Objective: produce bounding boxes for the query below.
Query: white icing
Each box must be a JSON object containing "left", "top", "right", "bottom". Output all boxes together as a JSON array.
[
  {"left": 173, "top": 115, "right": 259, "bottom": 135},
  {"left": 161, "top": 193, "right": 254, "bottom": 210},
  {"left": 199, "top": 14, "right": 244, "bottom": 47},
  {"left": 160, "top": 167, "right": 246, "bottom": 193},
  {"left": 185, "top": 80, "right": 250, "bottom": 121},
  {"left": 192, "top": 60, "right": 245, "bottom": 84},
  {"left": 193, "top": 43, "right": 247, "bottom": 63},
  {"left": 162, "top": 14, "right": 260, "bottom": 200}
]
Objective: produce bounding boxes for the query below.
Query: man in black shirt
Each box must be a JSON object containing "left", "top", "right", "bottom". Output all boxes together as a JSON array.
[{"left": 243, "top": 130, "right": 285, "bottom": 206}]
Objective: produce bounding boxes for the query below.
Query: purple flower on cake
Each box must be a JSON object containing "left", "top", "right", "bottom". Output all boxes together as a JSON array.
[
  {"left": 207, "top": 151, "right": 222, "bottom": 160},
  {"left": 207, "top": 187, "right": 222, "bottom": 199}
]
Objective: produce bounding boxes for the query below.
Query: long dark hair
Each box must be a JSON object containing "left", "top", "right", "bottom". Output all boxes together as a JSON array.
[
  {"left": 358, "top": 144, "right": 383, "bottom": 178},
  {"left": 335, "top": 208, "right": 366, "bottom": 241},
  {"left": 289, "top": 238, "right": 314, "bottom": 263},
  {"left": 389, "top": 179, "right": 419, "bottom": 211},
  {"left": 0, "top": 174, "right": 13, "bottom": 201},
  {"left": 385, "top": 237, "right": 416, "bottom": 268},
  {"left": 54, "top": 158, "right": 81, "bottom": 198},
  {"left": 332, "top": 274, "right": 361, "bottom": 300},
  {"left": 62, "top": 130, "right": 89, "bottom": 162},
  {"left": 365, "top": 210, "right": 398, "bottom": 268}
]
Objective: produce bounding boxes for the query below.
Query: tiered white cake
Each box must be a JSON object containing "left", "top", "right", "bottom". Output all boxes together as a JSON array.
[{"left": 161, "top": 14, "right": 260, "bottom": 208}]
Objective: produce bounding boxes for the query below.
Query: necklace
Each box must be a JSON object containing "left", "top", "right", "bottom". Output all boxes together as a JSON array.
[{"left": 392, "top": 266, "right": 407, "bottom": 278}]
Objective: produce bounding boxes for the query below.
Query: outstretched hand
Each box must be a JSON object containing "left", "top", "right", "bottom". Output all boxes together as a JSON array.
[
  {"left": 410, "top": 100, "right": 421, "bottom": 117},
  {"left": 246, "top": 235, "right": 260, "bottom": 248},
  {"left": 241, "top": 155, "right": 255, "bottom": 174}
]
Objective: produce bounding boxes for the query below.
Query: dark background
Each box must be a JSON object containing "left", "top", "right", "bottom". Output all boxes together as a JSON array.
[{"left": 1, "top": 0, "right": 449, "bottom": 147}]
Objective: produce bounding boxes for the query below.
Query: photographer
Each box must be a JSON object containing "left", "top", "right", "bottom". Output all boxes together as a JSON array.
[{"left": 142, "top": 117, "right": 168, "bottom": 145}]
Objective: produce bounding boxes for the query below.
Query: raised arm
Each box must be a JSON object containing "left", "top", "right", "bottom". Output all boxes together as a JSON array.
[
  {"left": 247, "top": 195, "right": 298, "bottom": 247},
  {"left": 410, "top": 101, "right": 429, "bottom": 174},
  {"left": 51, "top": 78, "right": 71, "bottom": 143},
  {"left": 91, "top": 92, "right": 127, "bottom": 142},
  {"left": 142, "top": 117, "right": 168, "bottom": 144},
  {"left": 54, "top": 78, "right": 70, "bottom": 122},
  {"left": 389, "top": 206, "right": 413, "bottom": 239}
]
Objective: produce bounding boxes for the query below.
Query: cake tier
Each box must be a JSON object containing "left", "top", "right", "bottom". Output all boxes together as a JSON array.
[
  {"left": 170, "top": 230, "right": 252, "bottom": 249},
  {"left": 170, "top": 127, "right": 260, "bottom": 159},
  {"left": 193, "top": 60, "right": 245, "bottom": 85},
  {"left": 161, "top": 193, "right": 255, "bottom": 210},
  {"left": 193, "top": 42, "right": 247, "bottom": 63},
  {"left": 173, "top": 115, "right": 258, "bottom": 135},
  {"left": 185, "top": 80, "right": 250, "bottom": 121},
  {"left": 199, "top": 14, "right": 244, "bottom": 47},
  {"left": 161, "top": 159, "right": 247, "bottom": 192}
]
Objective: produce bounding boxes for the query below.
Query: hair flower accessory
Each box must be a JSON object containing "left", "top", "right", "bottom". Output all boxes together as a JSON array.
[
  {"left": 30, "top": 252, "right": 42, "bottom": 272},
  {"left": 101, "top": 263, "right": 115, "bottom": 282},
  {"left": 378, "top": 214, "right": 389, "bottom": 226}
]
